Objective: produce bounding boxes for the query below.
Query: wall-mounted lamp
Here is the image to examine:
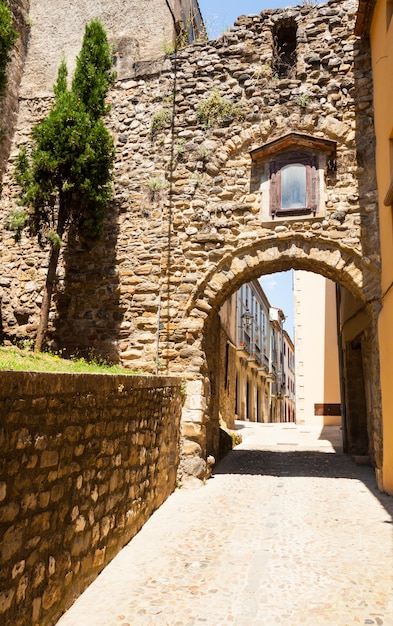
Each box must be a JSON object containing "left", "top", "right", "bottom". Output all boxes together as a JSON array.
[{"left": 241, "top": 303, "right": 254, "bottom": 333}]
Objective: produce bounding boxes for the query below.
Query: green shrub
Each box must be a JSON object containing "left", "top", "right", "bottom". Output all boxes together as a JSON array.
[
  {"left": 46, "top": 230, "right": 62, "bottom": 250},
  {"left": 150, "top": 108, "right": 171, "bottom": 137},
  {"left": 296, "top": 93, "right": 310, "bottom": 108},
  {"left": 196, "top": 89, "right": 244, "bottom": 128},
  {"left": 146, "top": 176, "right": 163, "bottom": 193},
  {"left": 5, "top": 208, "right": 27, "bottom": 241}
]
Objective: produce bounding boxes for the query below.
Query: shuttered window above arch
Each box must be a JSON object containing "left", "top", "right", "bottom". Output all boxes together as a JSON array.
[
  {"left": 250, "top": 133, "right": 337, "bottom": 222},
  {"left": 269, "top": 151, "right": 319, "bottom": 218}
]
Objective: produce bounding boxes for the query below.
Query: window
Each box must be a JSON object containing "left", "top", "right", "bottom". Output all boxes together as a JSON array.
[
  {"left": 270, "top": 151, "right": 319, "bottom": 218},
  {"left": 272, "top": 18, "right": 297, "bottom": 78},
  {"left": 281, "top": 164, "right": 306, "bottom": 208},
  {"left": 250, "top": 132, "right": 336, "bottom": 224}
]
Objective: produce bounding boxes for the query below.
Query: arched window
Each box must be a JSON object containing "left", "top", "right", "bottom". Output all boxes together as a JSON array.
[{"left": 269, "top": 151, "right": 319, "bottom": 218}]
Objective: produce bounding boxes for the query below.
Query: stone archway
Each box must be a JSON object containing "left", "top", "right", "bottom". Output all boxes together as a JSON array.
[
  {"left": 186, "top": 235, "right": 380, "bottom": 316},
  {"left": 177, "top": 235, "right": 382, "bottom": 485}
]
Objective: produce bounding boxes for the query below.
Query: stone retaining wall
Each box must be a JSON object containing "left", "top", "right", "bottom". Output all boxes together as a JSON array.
[{"left": 0, "top": 371, "right": 182, "bottom": 626}]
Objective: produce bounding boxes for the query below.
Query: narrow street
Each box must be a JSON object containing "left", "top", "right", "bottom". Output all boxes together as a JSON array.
[{"left": 56, "top": 423, "right": 393, "bottom": 626}]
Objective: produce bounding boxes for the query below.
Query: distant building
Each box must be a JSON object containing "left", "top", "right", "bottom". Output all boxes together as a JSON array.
[
  {"left": 17, "top": 0, "right": 204, "bottom": 98},
  {"left": 293, "top": 271, "right": 341, "bottom": 426},
  {"left": 269, "top": 306, "right": 286, "bottom": 423},
  {"left": 219, "top": 280, "right": 294, "bottom": 427},
  {"left": 282, "top": 330, "right": 296, "bottom": 423}
]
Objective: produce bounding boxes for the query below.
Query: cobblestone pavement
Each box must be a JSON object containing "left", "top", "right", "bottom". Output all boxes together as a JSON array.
[{"left": 56, "top": 422, "right": 393, "bottom": 626}]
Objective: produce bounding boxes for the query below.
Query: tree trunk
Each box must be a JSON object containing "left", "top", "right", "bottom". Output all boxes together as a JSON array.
[
  {"left": 34, "top": 199, "right": 68, "bottom": 352},
  {"left": 34, "top": 245, "right": 61, "bottom": 352}
]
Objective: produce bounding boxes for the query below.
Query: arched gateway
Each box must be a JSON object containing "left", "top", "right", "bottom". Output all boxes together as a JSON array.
[
  {"left": 178, "top": 235, "right": 381, "bottom": 482},
  {"left": 0, "top": 0, "right": 383, "bottom": 484}
]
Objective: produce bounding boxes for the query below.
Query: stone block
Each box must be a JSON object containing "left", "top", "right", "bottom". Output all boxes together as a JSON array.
[
  {"left": 182, "top": 440, "right": 202, "bottom": 456},
  {"left": 182, "top": 422, "right": 204, "bottom": 439},
  {"left": 42, "top": 580, "right": 61, "bottom": 611},
  {"left": 181, "top": 456, "right": 206, "bottom": 479},
  {"left": 0, "top": 588, "right": 15, "bottom": 614},
  {"left": 93, "top": 548, "right": 106, "bottom": 568},
  {"left": 1, "top": 525, "right": 23, "bottom": 561},
  {"left": 0, "top": 501, "right": 20, "bottom": 523}
]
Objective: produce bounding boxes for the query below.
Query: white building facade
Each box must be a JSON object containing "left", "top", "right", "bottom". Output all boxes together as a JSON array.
[{"left": 219, "top": 280, "right": 295, "bottom": 425}]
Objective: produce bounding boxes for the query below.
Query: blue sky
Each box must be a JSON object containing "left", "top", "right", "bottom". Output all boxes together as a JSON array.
[
  {"left": 198, "top": 0, "right": 297, "bottom": 38},
  {"left": 260, "top": 272, "right": 294, "bottom": 340}
]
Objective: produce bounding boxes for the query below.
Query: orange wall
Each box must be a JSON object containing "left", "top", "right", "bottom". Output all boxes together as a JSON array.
[{"left": 370, "top": 0, "right": 393, "bottom": 494}]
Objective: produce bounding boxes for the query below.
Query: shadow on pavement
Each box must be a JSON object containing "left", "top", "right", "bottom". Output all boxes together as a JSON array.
[
  {"left": 213, "top": 448, "right": 393, "bottom": 520},
  {"left": 318, "top": 425, "right": 343, "bottom": 452}
]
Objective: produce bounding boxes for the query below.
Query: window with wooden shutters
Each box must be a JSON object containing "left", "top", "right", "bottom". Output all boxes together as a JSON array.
[
  {"left": 250, "top": 133, "right": 336, "bottom": 223},
  {"left": 269, "top": 151, "right": 319, "bottom": 218}
]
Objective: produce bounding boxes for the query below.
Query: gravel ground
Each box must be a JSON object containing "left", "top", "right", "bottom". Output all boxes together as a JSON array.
[{"left": 56, "top": 422, "right": 393, "bottom": 626}]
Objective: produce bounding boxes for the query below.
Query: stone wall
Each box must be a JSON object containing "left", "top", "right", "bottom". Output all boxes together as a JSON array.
[
  {"left": 0, "top": 0, "right": 383, "bottom": 479},
  {"left": 0, "top": 0, "right": 30, "bottom": 176},
  {"left": 0, "top": 0, "right": 379, "bottom": 368},
  {"left": 0, "top": 371, "right": 182, "bottom": 626}
]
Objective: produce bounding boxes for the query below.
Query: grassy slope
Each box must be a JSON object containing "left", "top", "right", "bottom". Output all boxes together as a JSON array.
[{"left": 0, "top": 346, "right": 140, "bottom": 374}]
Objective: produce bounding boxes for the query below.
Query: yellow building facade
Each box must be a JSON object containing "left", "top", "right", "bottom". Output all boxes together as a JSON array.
[{"left": 362, "top": 0, "right": 393, "bottom": 493}]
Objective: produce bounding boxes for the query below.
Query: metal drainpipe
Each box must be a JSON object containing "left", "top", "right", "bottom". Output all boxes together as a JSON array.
[
  {"left": 164, "top": 0, "right": 179, "bottom": 31},
  {"left": 163, "top": 31, "right": 179, "bottom": 372},
  {"left": 336, "top": 283, "right": 348, "bottom": 452},
  {"left": 155, "top": 292, "right": 162, "bottom": 375}
]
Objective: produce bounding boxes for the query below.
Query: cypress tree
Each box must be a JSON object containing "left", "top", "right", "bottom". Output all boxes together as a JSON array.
[{"left": 15, "top": 20, "right": 115, "bottom": 352}]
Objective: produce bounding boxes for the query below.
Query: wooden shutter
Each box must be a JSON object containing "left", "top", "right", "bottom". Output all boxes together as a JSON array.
[
  {"left": 270, "top": 161, "right": 279, "bottom": 217},
  {"left": 308, "top": 156, "right": 319, "bottom": 215}
]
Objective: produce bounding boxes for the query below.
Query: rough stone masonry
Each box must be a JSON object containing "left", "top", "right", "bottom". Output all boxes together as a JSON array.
[
  {"left": 0, "top": 0, "right": 382, "bottom": 477},
  {"left": 0, "top": 371, "right": 182, "bottom": 625}
]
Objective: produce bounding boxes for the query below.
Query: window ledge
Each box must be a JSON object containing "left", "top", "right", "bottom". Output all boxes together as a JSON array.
[
  {"left": 273, "top": 207, "right": 315, "bottom": 218},
  {"left": 260, "top": 214, "right": 325, "bottom": 228}
]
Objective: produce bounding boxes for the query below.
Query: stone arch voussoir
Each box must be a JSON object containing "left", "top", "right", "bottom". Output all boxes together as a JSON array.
[{"left": 185, "top": 235, "right": 381, "bottom": 326}]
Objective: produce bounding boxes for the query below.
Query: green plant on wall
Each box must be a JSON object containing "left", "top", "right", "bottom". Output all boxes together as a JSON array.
[
  {"left": 162, "top": 19, "right": 208, "bottom": 56},
  {"left": 5, "top": 208, "right": 27, "bottom": 241},
  {"left": 176, "top": 137, "right": 186, "bottom": 160},
  {"left": 150, "top": 108, "right": 171, "bottom": 138},
  {"left": 0, "top": 0, "right": 18, "bottom": 93},
  {"left": 147, "top": 176, "right": 163, "bottom": 195},
  {"left": 296, "top": 93, "right": 310, "bottom": 108},
  {"left": 197, "top": 145, "right": 211, "bottom": 162},
  {"left": 14, "top": 20, "right": 115, "bottom": 352},
  {"left": 196, "top": 88, "right": 244, "bottom": 129},
  {"left": 162, "top": 40, "right": 176, "bottom": 56}
]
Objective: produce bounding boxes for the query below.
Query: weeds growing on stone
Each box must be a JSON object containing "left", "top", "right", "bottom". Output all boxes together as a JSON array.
[
  {"left": 5, "top": 208, "right": 28, "bottom": 241},
  {"left": 150, "top": 108, "right": 172, "bottom": 137},
  {"left": 196, "top": 88, "right": 244, "bottom": 129}
]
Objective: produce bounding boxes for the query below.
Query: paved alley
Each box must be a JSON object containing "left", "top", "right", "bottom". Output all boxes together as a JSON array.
[{"left": 56, "top": 422, "right": 393, "bottom": 626}]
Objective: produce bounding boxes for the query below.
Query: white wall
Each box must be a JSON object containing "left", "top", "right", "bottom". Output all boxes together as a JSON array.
[{"left": 294, "top": 271, "right": 341, "bottom": 426}]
